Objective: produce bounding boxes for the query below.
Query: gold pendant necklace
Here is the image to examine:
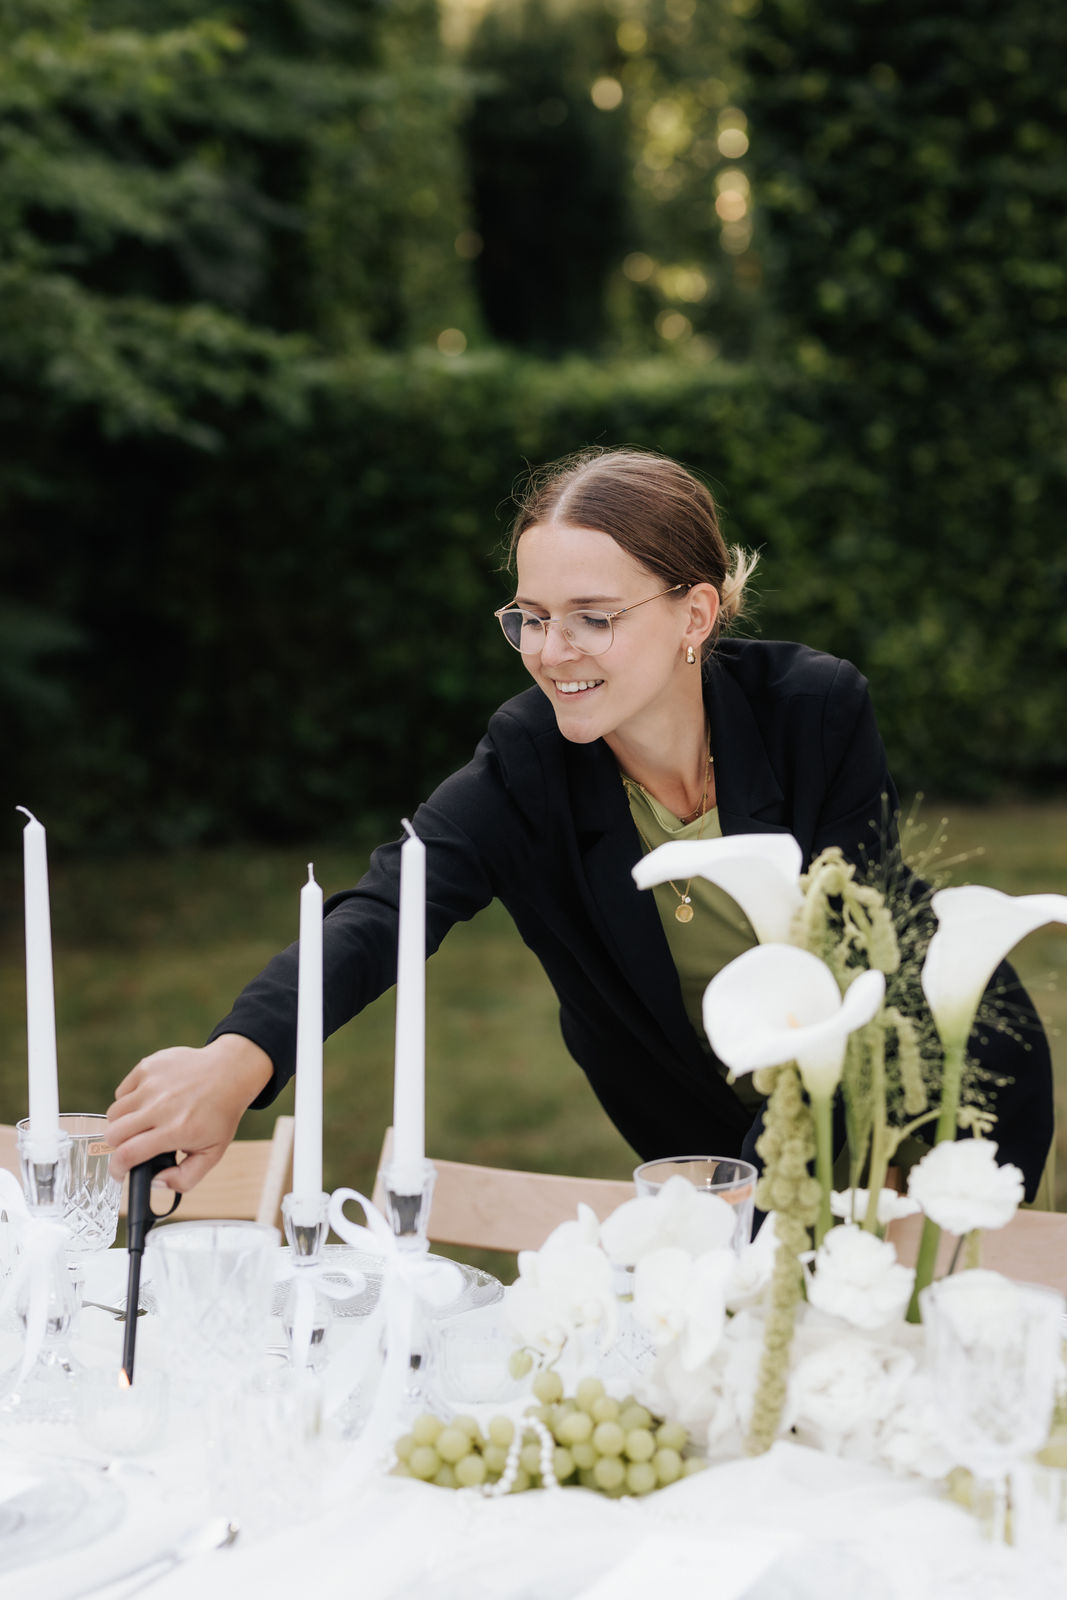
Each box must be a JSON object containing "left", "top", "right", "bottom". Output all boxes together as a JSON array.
[{"left": 625, "top": 732, "right": 714, "bottom": 924}]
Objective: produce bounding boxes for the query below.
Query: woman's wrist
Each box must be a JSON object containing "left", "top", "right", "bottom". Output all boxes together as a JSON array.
[{"left": 208, "top": 1032, "right": 275, "bottom": 1108}]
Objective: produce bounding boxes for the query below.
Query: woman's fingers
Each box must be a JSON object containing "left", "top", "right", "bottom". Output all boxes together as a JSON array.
[{"left": 105, "top": 1036, "right": 274, "bottom": 1188}]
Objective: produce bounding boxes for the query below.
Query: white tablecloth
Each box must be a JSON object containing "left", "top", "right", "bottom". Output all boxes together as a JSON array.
[{"left": 2, "top": 1251, "right": 1065, "bottom": 1600}]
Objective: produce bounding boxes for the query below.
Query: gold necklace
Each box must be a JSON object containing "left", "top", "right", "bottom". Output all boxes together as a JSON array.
[{"left": 624, "top": 736, "right": 714, "bottom": 924}]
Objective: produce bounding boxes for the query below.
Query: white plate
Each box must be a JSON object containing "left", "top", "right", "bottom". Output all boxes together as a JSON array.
[{"left": 0, "top": 1467, "right": 125, "bottom": 1573}]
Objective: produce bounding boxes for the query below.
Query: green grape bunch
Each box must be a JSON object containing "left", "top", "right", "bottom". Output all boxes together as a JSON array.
[{"left": 391, "top": 1373, "right": 707, "bottom": 1498}]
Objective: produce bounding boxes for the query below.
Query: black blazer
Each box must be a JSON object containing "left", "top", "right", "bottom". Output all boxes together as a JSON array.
[{"left": 211, "top": 639, "right": 1053, "bottom": 1195}]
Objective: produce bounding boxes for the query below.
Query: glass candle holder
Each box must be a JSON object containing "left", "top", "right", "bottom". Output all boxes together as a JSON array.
[
  {"left": 147, "top": 1220, "right": 280, "bottom": 1393},
  {"left": 633, "top": 1155, "right": 757, "bottom": 1253},
  {"left": 77, "top": 1367, "right": 169, "bottom": 1457}
]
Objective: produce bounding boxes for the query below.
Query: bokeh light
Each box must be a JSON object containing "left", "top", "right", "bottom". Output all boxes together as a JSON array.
[
  {"left": 591, "top": 77, "right": 624, "bottom": 111},
  {"left": 622, "top": 252, "right": 656, "bottom": 283},
  {"left": 616, "top": 21, "right": 647, "bottom": 53},
  {"left": 655, "top": 310, "right": 693, "bottom": 341}
]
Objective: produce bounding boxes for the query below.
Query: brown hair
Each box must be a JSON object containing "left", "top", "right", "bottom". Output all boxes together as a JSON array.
[{"left": 507, "top": 447, "right": 758, "bottom": 647}]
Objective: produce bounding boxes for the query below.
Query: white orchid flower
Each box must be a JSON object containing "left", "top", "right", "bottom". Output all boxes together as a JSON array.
[
  {"left": 600, "top": 1174, "right": 734, "bottom": 1267},
  {"left": 725, "top": 1213, "right": 781, "bottom": 1312},
  {"left": 921, "top": 886, "right": 1067, "bottom": 1050},
  {"left": 505, "top": 1203, "right": 617, "bottom": 1359},
  {"left": 631, "top": 1246, "right": 734, "bottom": 1370},
  {"left": 702, "top": 943, "right": 886, "bottom": 1099},
  {"left": 632, "top": 832, "right": 804, "bottom": 943}
]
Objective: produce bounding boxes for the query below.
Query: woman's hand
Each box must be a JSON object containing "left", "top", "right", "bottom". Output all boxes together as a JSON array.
[{"left": 105, "top": 1034, "right": 274, "bottom": 1193}]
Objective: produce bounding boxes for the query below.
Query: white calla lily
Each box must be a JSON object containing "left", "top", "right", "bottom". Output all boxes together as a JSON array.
[
  {"left": 704, "top": 945, "right": 885, "bottom": 1246},
  {"left": 910, "top": 886, "right": 1067, "bottom": 1312},
  {"left": 632, "top": 833, "right": 804, "bottom": 943},
  {"left": 921, "top": 885, "right": 1067, "bottom": 1050},
  {"left": 702, "top": 944, "right": 886, "bottom": 1099}
]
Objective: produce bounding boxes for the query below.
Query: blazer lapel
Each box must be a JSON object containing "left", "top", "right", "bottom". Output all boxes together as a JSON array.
[{"left": 704, "top": 656, "right": 789, "bottom": 837}]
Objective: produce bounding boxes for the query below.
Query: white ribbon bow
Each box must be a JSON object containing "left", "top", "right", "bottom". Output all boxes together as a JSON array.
[
  {"left": 0, "top": 1171, "right": 71, "bottom": 1381},
  {"left": 273, "top": 1250, "right": 366, "bottom": 1371},
  {"left": 326, "top": 1187, "right": 464, "bottom": 1482}
]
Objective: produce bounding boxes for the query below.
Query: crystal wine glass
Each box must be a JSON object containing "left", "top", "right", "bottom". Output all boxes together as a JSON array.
[
  {"left": 21, "top": 1114, "right": 123, "bottom": 1307},
  {"left": 921, "top": 1270, "right": 1065, "bottom": 1543}
]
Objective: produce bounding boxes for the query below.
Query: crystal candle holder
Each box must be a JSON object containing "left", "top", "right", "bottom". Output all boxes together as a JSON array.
[
  {"left": 17, "top": 1128, "right": 72, "bottom": 1216},
  {"left": 382, "top": 1159, "right": 443, "bottom": 1416},
  {"left": 0, "top": 1129, "right": 79, "bottom": 1422},
  {"left": 281, "top": 1192, "right": 331, "bottom": 1369},
  {"left": 382, "top": 1159, "right": 436, "bottom": 1248},
  {"left": 78, "top": 1367, "right": 169, "bottom": 1457}
]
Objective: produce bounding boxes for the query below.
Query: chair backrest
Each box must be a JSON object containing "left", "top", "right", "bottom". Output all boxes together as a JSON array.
[
  {"left": 887, "top": 1207, "right": 1067, "bottom": 1298},
  {"left": 0, "top": 1116, "right": 295, "bottom": 1231},
  {"left": 371, "top": 1127, "right": 635, "bottom": 1254}
]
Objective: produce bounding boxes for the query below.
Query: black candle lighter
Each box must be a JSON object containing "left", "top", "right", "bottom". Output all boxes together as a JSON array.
[{"left": 122, "top": 1152, "right": 180, "bottom": 1380}]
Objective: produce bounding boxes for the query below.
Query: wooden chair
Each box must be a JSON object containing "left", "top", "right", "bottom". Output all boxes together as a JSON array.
[
  {"left": 0, "top": 1115, "right": 295, "bottom": 1230},
  {"left": 887, "top": 1207, "right": 1067, "bottom": 1299},
  {"left": 371, "top": 1127, "right": 635, "bottom": 1254}
]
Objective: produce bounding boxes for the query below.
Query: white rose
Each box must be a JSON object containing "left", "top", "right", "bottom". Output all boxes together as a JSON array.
[
  {"left": 830, "top": 1188, "right": 920, "bottom": 1227},
  {"left": 788, "top": 1333, "right": 915, "bottom": 1458},
  {"left": 806, "top": 1223, "right": 914, "bottom": 1332},
  {"left": 877, "top": 1371, "right": 957, "bottom": 1480},
  {"left": 907, "top": 1139, "right": 1024, "bottom": 1234}
]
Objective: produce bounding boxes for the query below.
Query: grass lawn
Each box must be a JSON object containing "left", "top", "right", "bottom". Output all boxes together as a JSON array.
[{"left": 2, "top": 799, "right": 1065, "bottom": 1280}]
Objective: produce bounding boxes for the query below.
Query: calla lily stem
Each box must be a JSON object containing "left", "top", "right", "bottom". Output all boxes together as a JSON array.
[
  {"left": 907, "top": 1038, "right": 968, "bottom": 1319},
  {"left": 932, "top": 1037, "right": 967, "bottom": 1149},
  {"left": 812, "top": 1092, "right": 834, "bottom": 1247}
]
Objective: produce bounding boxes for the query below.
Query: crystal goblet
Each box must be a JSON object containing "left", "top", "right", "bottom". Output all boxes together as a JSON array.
[
  {"left": 921, "top": 1270, "right": 1065, "bottom": 1544},
  {"left": 146, "top": 1220, "right": 279, "bottom": 1395}
]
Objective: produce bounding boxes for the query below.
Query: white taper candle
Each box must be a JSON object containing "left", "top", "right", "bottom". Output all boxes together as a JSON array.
[
  {"left": 292, "top": 862, "right": 324, "bottom": 1199},
  {"left": 392, "top": 818, "right": 426, "bottom": 1184},
  {"left": 16, "top": 807, "right": 60, "bottom": 1158}
]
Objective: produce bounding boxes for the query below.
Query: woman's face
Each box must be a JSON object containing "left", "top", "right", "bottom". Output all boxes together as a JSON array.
[{"left": 513, "top": 521, "right": 712, "bottom": 747}]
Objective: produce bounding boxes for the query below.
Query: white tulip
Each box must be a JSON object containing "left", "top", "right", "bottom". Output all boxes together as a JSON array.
[
  {"left": 921, "top": 885, "right": 1067, "bottom": 1050},
  {"left": 702, "top": 943, "right": 885, "bottom": 1098},
  {"left": 632, "top": 832, "right": 804, "bottom": 943}
]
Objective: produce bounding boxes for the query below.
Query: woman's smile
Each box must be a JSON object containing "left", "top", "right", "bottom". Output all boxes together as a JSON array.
[{"left": 552, "top": 678, "right": 604, "bottom": 696}]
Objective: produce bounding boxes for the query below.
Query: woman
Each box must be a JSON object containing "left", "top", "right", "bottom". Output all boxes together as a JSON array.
[{"left": 105, "top": 449, "right": 1053, "bottom": 1197}]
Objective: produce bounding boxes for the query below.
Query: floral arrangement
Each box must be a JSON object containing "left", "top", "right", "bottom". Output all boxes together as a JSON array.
[{"left": 501, "top": 832, "right": 1067, "bottom": 1473}]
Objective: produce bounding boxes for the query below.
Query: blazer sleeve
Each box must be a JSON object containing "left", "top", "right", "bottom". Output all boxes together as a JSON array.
[{"left": 208, "top": 703, "right": 548, "bottom": 1104}]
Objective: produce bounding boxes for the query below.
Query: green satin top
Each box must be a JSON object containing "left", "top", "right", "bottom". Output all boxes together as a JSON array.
[{"left": 624, "top": 776, "right": 763, "bottom": 1112}]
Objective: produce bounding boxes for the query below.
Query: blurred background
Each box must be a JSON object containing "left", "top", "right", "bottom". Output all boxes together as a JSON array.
[{"left": 2, "top": 0, "right": 1065, "bottom": 1221}]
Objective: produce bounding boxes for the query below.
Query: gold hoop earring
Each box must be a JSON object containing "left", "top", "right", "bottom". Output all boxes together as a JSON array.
[{"left": 685, "top": 645, "right": 697, "bottom": 665}]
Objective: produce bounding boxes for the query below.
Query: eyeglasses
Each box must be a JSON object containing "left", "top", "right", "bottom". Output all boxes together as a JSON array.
[{"left": 494, "top": 584, "right": 685, "bottom": 657}]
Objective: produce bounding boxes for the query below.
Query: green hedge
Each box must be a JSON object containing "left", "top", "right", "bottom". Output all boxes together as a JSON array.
[{"left": 6, "top": 351, "right": 1065, "bottom": 852}]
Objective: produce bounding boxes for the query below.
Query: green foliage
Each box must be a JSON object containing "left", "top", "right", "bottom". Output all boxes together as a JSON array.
[
  {"left": 0, "top": 0, "right": 477, "bottom": 446},
  {"left": 6, "top": 353, "right": 1064, "bottom": 850},
  {"left": 462, "top": 0, "right": 630, "bottom": 351},
  {"left": 740, "top": 0, "right": 1067, "bottom": 789},
  {"left": 459, "top": 0, "right": 761, "bottom": 358}
]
